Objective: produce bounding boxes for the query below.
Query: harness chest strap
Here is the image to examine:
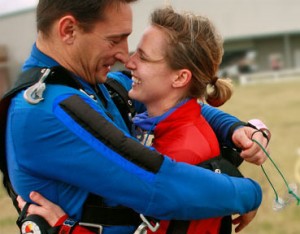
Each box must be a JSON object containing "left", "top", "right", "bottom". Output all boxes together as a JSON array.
[{"left": 81, "top": 193, "right": 142, "bottom": 226}]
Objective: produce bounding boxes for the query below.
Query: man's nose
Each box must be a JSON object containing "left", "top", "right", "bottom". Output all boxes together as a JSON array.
[
  {"left": 116, "top": 53, "right": 130, "bottom": 64},
  {"left": 115, "top": 40, "right": 130, "bottom": 64}
]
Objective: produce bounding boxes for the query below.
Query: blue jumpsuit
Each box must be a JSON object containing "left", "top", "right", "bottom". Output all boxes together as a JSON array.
[{"left": 6, "top": 44, "right": 262, "bottom": 234}]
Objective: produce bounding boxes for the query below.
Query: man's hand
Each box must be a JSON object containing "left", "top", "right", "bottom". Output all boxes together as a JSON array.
[
  {"left": 232, "top": 126, "right": 269, "bottom": 165},
  {"left": 232, "top": 210, "right": 258, "bottom": 233},
  {"left": 17, "top": 191, "right": 66, "bottom": 227}
]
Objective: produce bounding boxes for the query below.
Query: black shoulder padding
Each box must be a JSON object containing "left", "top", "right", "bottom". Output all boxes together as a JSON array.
[{"left": 59, "top": 95, "right": 164, "bottom": 173}]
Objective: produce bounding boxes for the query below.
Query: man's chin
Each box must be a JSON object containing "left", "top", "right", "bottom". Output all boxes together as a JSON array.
[{"left": 96, "top": 71, "right": 109, "bottom": 84}]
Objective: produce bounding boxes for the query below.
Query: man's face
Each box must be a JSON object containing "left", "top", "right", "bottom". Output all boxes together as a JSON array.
[
  {"left": 126, "top": 26, "right": 177, "bottom": 108},
  {"left": 72, "top": 3, "right": 132, "bottom": 84}
]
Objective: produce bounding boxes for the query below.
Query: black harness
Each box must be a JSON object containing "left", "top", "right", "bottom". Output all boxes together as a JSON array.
[
  {"left": 0, "top": 66, "right": 244, "bottom": 234},
  {"left": 0, "top": 67, "right": 83, "bottom": 214}
]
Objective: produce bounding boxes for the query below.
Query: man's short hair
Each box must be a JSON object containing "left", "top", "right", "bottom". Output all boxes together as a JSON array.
[{"left": 36, "top": 0, "right": 138, "bottom": 35}]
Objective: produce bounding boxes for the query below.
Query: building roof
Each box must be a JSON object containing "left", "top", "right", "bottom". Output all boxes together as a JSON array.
[{"left": 130, "top": 0, "right": 300, "bottom": 49}]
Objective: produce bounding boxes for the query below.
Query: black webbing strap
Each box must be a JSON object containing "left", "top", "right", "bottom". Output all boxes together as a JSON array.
[
  {"left": 0, "top": 94, "right": 19, "bottom": 212},
  {"left": 0, "top": 68, "right": 48, "bottom": 213},
  {"left": 166, "top": 220, "right": 190, "bottom": 234},
  {"left": 166, "top": 215, "right": 232, "bottom": 234},
  {"left": 199, "top": 150, "right": 244, "bottom": 177},
  {"left": 166, "top": 217, "right": 233, "bottom": 234},
  {"left": 105, "top": 76, "right": 136, "bottom": 130},
  {"left": 81, "top": 194, "right": 141, "bottom": 226},
  {"left": 105, "top": 77, "right": 135, "bottom": 115},
  {"left": 219, "top": 215, "right": 232, "bottom": 234},
  {"left": 166, "top": 148, "right": 243, "bottom": 234},
  {"left": 166, "top": 217, "right": 232, "bottom": 234},
  {"left": 220, "top": 146, "right": 244, "bottom": 168},
  {"left": 0, "top": 66, "right": 81, "bottom": 213}
]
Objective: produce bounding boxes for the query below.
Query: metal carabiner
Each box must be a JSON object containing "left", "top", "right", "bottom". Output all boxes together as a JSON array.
[
  {"left": 23, "top": 68, "right": 51, "bottom": 104},
  {"left": 133, "top": 222, "right": 148, "bottom": 234},
  {"left": 79, "top": 222, "right": 103, "bottom": 234},
  {"left": 134, "top": 214, "right": 160, "bottom": 234}
]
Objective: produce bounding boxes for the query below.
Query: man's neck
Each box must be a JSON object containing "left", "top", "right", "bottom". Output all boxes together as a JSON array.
[{"left": 36, "top": 35, "right": 69, "bottom": 71}]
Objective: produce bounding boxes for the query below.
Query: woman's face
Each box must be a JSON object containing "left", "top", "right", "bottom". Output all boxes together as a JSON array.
[{"left": 125, "top": 26, "right": 178, "bottom": 107}]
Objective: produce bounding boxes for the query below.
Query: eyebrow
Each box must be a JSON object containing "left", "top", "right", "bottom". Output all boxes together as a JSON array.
[
  {"left": 137, "top": 47, "right": 164, "bottom": 63},
  {"left": 107, "top": 32, "right": 131, "bottom": 40}
]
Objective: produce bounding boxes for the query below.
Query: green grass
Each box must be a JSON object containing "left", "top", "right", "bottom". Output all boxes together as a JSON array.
[
  {"left": 220, "top": 80, "right": 300, "bottom": 234},
  {"left": 0, "top": 181, "right": 18, "bottom": 233},
  {"left": 1, "top": 79, "right": 300, "bottom": 233}
]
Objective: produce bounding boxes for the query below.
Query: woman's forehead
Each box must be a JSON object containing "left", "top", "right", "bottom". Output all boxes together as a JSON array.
[{"left": 139, "top": 26, "right": 168, "bottom": 58}]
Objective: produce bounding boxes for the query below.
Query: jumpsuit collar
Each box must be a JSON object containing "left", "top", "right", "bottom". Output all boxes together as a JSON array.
[{"left": 133, "top": 99, "right": 190, "bottom": 131}]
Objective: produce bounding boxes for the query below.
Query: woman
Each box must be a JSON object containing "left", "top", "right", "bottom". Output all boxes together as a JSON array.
[
  {"left": 17, "top": 6, "right": 263, "bottom": 234},
  {"left": 126, "top": 6, "right": 238, "bottom": 234}
]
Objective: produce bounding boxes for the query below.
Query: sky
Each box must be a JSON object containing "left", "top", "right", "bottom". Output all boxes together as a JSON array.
[{"left": 0, "top": 0, "right": 38, "bottom": 16}]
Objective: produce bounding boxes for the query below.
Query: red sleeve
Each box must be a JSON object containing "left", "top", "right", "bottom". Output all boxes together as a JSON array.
[
  {"left": 70, "top": 225, "right": 95, "bottom": 234},
  {"left": 54, "top": 214, "right": 69, "bottom": 226}
]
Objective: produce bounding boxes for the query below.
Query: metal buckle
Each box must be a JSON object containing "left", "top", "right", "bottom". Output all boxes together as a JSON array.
[
  {"left": 133, "top": 222, "right": 147, "bottom": 234},
  {"left": 23, "top": 68, "right": 50, "bottom": 104},
  {"left": 79, "top": 222, "right": 103, "bottom": 234},
  {"left": 134, "top": 214, "right": 160, "bottom": 233}
]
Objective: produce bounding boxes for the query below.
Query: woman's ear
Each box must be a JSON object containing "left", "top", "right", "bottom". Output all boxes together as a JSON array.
[
  {"left": 172, "top": 69, "right": 192, "bottom": 88},
  {"left": 58, "top": 15, "right": 77, "bottom": 44}
]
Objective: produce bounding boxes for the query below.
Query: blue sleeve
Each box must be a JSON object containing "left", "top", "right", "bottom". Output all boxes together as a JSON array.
[
  {"left": 12, "top": 91, "right": 261, "bottom": 220},
  {"left": 201, "top": 103, "right": 240, "bottom": 146},
  {"left": 107, "top": 71, "right": 132, "bottom": 91},
  {"left": 148, "top": 158, "right": 262, "bottom": 219}
]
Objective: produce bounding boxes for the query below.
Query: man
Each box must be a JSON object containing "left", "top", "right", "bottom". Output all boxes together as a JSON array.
[{"left": 3, "top": 1, "right": 268, "bottom": 233}]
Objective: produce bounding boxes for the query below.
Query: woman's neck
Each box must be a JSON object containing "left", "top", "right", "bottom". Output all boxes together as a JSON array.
[{"left": 146, "top": 96, "right": 185, "bottom": 117}]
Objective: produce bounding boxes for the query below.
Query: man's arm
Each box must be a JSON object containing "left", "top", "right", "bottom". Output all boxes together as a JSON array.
[
  {"left": 202, "top": 104, "right": 269, "bottom": 165},
  {"left": 201, "top": 103, "right": 240, "bottom": 145},
  {"left": 15, "top": 92, "right": 261, "bottom": 220}
]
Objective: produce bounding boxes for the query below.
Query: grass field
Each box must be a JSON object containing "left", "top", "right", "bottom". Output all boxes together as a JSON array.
[
  {"left": 220, "top": 80, "right": 300, "bottom": 234},
  {"left": 0, "top": 80, "right": 300, "bottom": 233}
]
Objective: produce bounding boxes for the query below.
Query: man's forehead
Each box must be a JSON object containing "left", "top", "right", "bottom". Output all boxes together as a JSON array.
[
  {"left": 102, "top": 2, "right": 133, "bottom": 24},
  {"left": 100, "top": 3, "right": 133, "bottom": 35}
]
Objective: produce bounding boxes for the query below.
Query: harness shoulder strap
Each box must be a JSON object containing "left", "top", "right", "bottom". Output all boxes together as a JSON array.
[
  {"left": 0, "top": 66, "right": 81, "bottom": 212},
  {"left": 104, "top": 73, "right": 136, "bottom": 130},
  {"left": 0, "top": 68, "right": 45, "bottom": 212}
]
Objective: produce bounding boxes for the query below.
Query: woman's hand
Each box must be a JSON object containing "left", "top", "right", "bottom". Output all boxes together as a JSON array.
[
  {"left": 17, "top": 191, "right": 66, "bottom": 227},
  {"left": 232, "top": 209, "right": 258, "bottom": 232},
  {"left": 232, "top": 126, "right": 269, "bottom": 165}
]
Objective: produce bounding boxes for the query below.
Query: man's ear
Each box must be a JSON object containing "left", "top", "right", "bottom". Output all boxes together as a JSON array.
[
  {"left": 58, "top": 15, "right": 77, "bottom": 44},
  {"left": 172, "top": 69, "right": 192, "bottom": 88}
]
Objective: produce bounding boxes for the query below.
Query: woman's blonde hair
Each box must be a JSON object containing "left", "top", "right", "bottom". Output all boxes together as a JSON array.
[{"left": 150, "top": 7, "right": 232, "bottom": 107}]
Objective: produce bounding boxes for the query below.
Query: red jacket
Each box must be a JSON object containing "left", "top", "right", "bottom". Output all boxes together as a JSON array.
[
  {"left": 149, "top": 98, "right": 222, "bottom": 234},
  {"left": 61, "top": 99, "right": 222, "bottom": 234}
]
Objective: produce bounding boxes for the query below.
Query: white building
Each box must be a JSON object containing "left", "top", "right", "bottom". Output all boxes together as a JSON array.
[{"left": 0, "top": 0, "right": 300, "bottom": 94}]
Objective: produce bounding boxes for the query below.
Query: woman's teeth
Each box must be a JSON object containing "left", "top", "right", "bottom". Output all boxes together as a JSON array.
[{"left": 132, "top": 76, "right": 141, "bottom": 84}]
